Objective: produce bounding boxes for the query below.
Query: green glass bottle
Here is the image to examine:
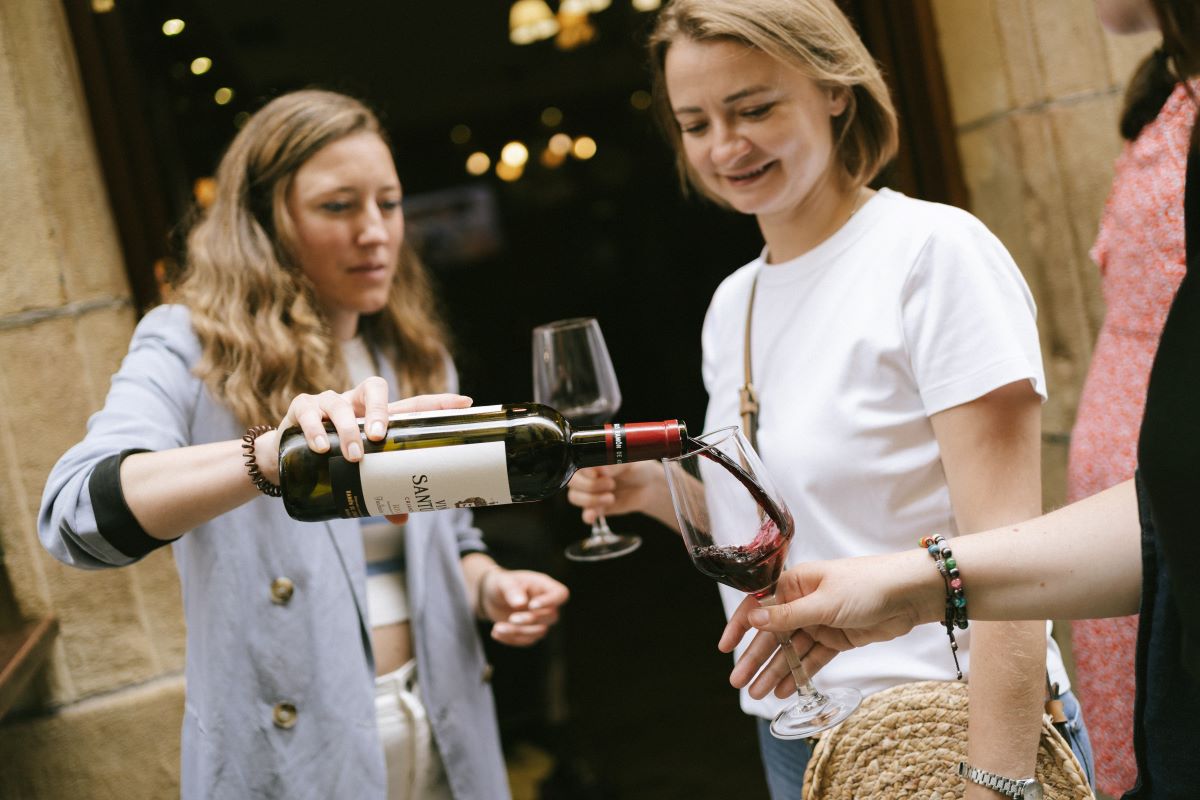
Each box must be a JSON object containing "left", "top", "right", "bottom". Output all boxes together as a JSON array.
[{"left": 278, "top": 402, "right": 687, "bottom": 521}]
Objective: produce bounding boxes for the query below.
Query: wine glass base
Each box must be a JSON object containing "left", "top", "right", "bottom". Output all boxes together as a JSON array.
[
  {"left": 769, "top": 686, "right": 862, "bottom": 740},
  {"left": 564, "top": 534, "right": 642, "bottom": 562}
]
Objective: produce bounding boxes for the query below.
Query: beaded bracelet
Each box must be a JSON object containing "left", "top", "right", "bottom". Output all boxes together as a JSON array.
[
  {"left": 920, "top": 534, "right": 967, "bottom": 680},
  {"left": 242, "top": 424, "right": 283, "bottom": 497}
]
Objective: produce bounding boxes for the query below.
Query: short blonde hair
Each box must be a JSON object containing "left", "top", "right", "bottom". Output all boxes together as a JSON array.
[{"left": 648, "top": 0, "right": 899, "bottom": 203}]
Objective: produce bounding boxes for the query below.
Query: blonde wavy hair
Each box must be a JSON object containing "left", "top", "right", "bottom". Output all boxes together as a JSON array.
[
  {"left": 174, "top": 89, "right": 449, "bottom": 426},
  {"left": 648, "top": 0, "right": 899, "bottom": 204}
]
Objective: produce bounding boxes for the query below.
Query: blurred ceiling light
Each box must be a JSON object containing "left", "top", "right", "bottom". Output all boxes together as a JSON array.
[
  {"left": 193, "top": 177, "right": 217, "bottom": 209},
  {"left": 572, "top": 136, "right": 598, "bottom": 160},
  {"left": 500, "top": 141, "right": 530, "bottom": 168},
  {"left": 629, "top": 89, "right": 652, "bottom": 110},
  {"left": 580, "top": 0, "right": 612, "bottom": 10},
  {"left": 190, "top": 57, "right": 213, "bottom": 75},
  {"left": 450, "top": 124, "right": 472, "bottom": 145},
  {"left": 214, "top": 87, "right": 234, "bottom": 105},
  {"left": 466, "top": 152, "right": 491, "bottom": 176},
  {"left": 509, "top": 0, "right": 559, "bottom": 45},
  {"left": 548, "top": 133, "right": 573, "bottom": 156},
  {"left": 632, "top": 0, "right": 663, "bottom": 10},
  {"left": 540, "top": 106, "right": 563, "bottom": 127},
  {"left": 540, "top": 147, "right": 567, "bottom": 169},
  {"left": 91, "top": 0, "right": 115, "bottom": 12},
  {"left": 496, "top": 161, "right": 524, "bottom": 182},
  {"left": 162, "top": 18, "right": 186, "bottom": 36},
  {"left": 555, "top": 0, "right": 596, "bottom": 50}
]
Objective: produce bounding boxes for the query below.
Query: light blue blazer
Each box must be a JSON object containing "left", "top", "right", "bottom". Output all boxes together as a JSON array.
[{"left": 39, "top": 305, "right": 510, "bottom": 799}]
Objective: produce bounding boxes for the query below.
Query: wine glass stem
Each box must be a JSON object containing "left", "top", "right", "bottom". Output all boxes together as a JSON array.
[
  {"left": 589, "top": 513, "right": 617, "bottom": 543},
  {"left": 761, "top": 593, "right": 829, "bottom": 712}
]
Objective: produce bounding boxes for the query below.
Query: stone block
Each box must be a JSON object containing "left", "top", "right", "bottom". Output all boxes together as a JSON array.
[
  {"left": 0, "top": 320, "right": 96, "bottom": 527},
  {"left": 0, "top": 0, "right": 127, "bottom": 306},
  {"left": 993, "top": 0, "right": 1042, "bottom": 108},
  {"left": 0, "top": 676, "right": 183, "bottom": 799},
  {"left": 1103, "top": 28, "right": 1160, "bottom": 89},
  {"left": 1010, "top": 112, "right": 1093, "bottom": 433},
  {"left": 0, "top": 55, "right": 65, "bottom": 316},
  {"left": 41, "top": 557, "right": 161, "bottom": 700},
  {"left": 1041, "top": 436, "right": 1070, "bottom": 519},
  {"left": 1048, "top": 93, "right": 1125, "bottom": 332},
  {"left": 0, "top": 318, "right": 162, "bottom": 701},
  {"left": 956, "top": 119, "right": 1032, "bottom": 271},
  {"left": 1030, "top": 0, "right": 1111, "bottom": 99},
  {"left": 931, "top": 0, "right": 1011, "bottom": 126}
]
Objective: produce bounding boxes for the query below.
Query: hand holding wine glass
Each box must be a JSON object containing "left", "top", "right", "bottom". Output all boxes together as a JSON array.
[
  {"left": 533, "top": 317, "right": 642, "bottom": 561},
  {"left": 661, "top": 426, "right": 861, "bottom": 738}
]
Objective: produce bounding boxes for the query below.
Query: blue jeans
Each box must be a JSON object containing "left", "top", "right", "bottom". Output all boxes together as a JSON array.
[{"left": 755, "top": 689, "right": 1095, "bottom": 799}]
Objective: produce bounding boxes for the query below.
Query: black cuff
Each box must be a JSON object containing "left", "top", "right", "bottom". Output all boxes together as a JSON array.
[
  {"left": 88, "top": 449, "right": 178, "bottom": 559},
  {"left": 458, "top": 547, "right": 490, "bottom": 559}
]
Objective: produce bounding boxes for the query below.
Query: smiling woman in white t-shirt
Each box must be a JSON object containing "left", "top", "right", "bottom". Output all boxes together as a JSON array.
[{"left": 566, "top": 1, "right": 1093, "bottom": 797}]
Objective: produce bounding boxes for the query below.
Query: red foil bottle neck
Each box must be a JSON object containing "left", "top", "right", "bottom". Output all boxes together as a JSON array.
[{"left": 605, "top": 420, "right": 686, "bottom": 463}]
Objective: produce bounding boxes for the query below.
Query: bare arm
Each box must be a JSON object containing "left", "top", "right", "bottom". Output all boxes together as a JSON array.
[
  {"left": 723, "top": 480, "right": 1141, "bottom": 664},
  {"left": 931, "top": 380, "right": 1046, "bottom": 795},
  {"left": 121, "top": 386, "right": 471, "bottom": 539}
]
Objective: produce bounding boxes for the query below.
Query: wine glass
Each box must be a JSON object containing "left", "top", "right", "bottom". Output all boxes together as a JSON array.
[
  {"left": 532, "top": 317, "right": 642, "bottom": 562},
  {"left": 661, "top": 426, "right": 861, "bottom": 738}
]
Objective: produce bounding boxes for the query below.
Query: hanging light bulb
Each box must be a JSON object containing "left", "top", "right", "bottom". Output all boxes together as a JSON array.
[
  {"left": 509, "top": 0, "right": 559, "bottom": 45},
  {"left": 632, "top": 0, "right": 662, "bottom": 10},
  {"left": 580, "top": 0, "right": 612, "bottom": 10}
]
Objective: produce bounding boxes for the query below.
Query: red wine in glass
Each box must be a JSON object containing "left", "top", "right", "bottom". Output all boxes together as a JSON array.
[{"left": 663, "top": 426, "right": 861, "bottom": 739}]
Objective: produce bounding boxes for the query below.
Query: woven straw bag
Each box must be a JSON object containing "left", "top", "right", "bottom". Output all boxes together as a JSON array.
[{"left": 802, "top": 680, "right": 1094, "bottom": 799}]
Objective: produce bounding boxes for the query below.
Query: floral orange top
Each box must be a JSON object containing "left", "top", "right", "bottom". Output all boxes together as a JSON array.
[
  {"left": 1066, "top": 79, "right": 1198, "bottom": 797},
  {"left": 1069, "top": 82, "right": 1196, "bottom": 500}
]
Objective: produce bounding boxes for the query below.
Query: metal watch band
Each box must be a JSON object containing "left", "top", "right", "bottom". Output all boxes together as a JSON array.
[{"left": 957, "top": 761, "right": 1035, "bottom": 799}]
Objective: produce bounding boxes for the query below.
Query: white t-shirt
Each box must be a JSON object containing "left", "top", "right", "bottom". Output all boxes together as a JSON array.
[
  {"left": 700, "top": 188, "right": 1069, "bottom": 720},
  {"left": 343, "top": 336, "right": 411, "bottom": 629}
]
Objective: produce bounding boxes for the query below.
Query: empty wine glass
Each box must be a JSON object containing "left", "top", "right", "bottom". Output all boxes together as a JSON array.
[
  {"left": 662, "top": 426, "right": 861, "bottom": 738},
  {"left": 532, "top": 317, "right": 642, "bottom": 561}
]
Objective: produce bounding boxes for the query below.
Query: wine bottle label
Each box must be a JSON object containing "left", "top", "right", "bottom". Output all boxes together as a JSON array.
[{"left": 356, "top": 441, "right": 513, "bottom": 515}]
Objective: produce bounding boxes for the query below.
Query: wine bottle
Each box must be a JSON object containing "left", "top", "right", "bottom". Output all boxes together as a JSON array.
[{"left": 278, "top": 402, "right": 687, "bottom": 521}]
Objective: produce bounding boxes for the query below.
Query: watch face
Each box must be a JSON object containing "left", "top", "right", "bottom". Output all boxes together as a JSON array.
[{"left": 1021, "top": 781, "right": 1044, "bottom": 800}]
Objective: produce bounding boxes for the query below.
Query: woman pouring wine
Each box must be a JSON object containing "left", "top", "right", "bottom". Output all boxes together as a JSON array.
[{"left": 39, "top": 89, "right": 568, "bottom": 800}]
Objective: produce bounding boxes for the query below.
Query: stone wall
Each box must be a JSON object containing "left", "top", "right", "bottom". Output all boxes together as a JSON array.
[
  {"left": 930, "top": 0, "right": 1158, "bottom": 509},
  {"left": 0, "top": 2, "right": 184, "bottom": 798}
]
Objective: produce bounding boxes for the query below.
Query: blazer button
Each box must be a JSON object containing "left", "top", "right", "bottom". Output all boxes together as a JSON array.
[
  {"left": 270, "top": 577, "right": 294, "bottom": 605},
  {"left": 273, "top": 702, "right": 298, "bottom": 729},
  {"left": 481, "top": 663, "right": 494, "bottom": 683}
]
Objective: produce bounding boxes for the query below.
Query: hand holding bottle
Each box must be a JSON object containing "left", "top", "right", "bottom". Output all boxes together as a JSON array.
[
  {"left": 255, "top": 382, "right": 472, "bottom": 522},
  {"left": 566, "top": 462, "right": 679, "bottom": 531}
]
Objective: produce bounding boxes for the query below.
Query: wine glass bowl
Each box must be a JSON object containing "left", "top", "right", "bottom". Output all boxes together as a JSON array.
[
  {"left": 532, "top": 317, "right": 642, "bottom": 561},
  {"left": 662, "top": 426, "right": 861, "bottom": 739}
]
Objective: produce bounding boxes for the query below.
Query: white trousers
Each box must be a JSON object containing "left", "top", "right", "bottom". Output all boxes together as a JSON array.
[{"left": 375, "top": 660, "right": 454, "bottom": 800}]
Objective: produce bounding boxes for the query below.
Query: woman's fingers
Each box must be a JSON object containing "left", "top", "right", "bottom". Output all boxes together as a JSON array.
[
  {"left": 387, "top": 393, "right": 472, "bottom": 415},
  {"left": 353, "top": 376, "right": 391, "bottom": 441},
  {"left": 317, "top": 390, "right": 363, "bottom": 461}
]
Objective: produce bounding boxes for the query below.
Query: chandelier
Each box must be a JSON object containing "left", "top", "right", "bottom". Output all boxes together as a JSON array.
[{"left": 509, "top": 0, "right": 661, "bottom": 50}]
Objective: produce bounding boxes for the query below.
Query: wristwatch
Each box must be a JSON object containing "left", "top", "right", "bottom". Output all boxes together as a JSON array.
[{"left": 957, "top": 761, "right": 1044, "bottom": 800}]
